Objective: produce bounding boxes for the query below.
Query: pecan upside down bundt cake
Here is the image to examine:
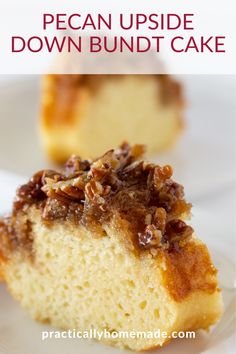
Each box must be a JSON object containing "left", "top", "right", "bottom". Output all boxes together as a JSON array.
[
  {"left": 40, "top": 74, "right": 184, "bottom": 162},
  {"left": 0, "top": 144, "right": 223, "bottom": 351}
]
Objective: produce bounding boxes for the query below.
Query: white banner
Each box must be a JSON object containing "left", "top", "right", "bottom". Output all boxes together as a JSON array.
[{"left": 0, "top": 0, "right": 235, "bottom": 74}]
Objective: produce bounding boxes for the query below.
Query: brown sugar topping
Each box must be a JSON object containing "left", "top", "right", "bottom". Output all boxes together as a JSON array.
[
  {"left": 0, "top": 143, "right": 193, "bottom": 258},
  {"left": 1, "top": 143, "right": 193, "bottom": 254}
]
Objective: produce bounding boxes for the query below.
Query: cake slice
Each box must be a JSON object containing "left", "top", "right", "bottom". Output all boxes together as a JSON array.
[
  {"left": 40, "top": 74, "right": 184, "bottom": 162},
  {"left": 0, "top": 144, "right": 223, "bottom": 351}
]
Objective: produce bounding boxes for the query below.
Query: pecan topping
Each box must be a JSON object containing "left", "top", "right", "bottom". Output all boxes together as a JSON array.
[{"left": 5, "top": 143, "right": 193, "bottom": 253}]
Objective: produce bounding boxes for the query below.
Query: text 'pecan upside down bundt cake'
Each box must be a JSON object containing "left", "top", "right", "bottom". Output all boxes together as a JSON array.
[
  {"left": 0, "top": 144, "right": 223, "bottom": 351},
  {"left": 40, "top": 74, "right": 184, "bottom": 162}
]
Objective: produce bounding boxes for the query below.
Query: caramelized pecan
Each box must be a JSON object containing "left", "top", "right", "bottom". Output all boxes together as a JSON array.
[{"left": 10, "top": 143, "right": 192, "bottom": 253}]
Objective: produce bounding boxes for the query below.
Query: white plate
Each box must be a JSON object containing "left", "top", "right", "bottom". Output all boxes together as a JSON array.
[{"left": 0, "top": 76, "right": 235, "bottom": 354}]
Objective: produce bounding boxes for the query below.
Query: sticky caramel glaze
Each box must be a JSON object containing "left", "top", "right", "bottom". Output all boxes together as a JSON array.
[
  {"left": 42, "top": 74, "right": 183, "bottom": 128},
  {"left": 162, "top": 241, "right": 218, "bottom": 301},
  {"left": 0, "top": 143, "right": 192, "bottom": 259}
]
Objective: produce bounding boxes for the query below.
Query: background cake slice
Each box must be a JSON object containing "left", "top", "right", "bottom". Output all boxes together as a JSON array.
[
  {"left": 0, "top": 144, "right": 223, "bottom": 351},
  {"left": 40, "top": 75, "right": 184, "bottom": 162}
]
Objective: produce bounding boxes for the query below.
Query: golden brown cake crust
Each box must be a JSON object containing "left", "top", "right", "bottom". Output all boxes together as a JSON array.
[{"left": 162, "top": 242, "right": 218, "bottom": 301}]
